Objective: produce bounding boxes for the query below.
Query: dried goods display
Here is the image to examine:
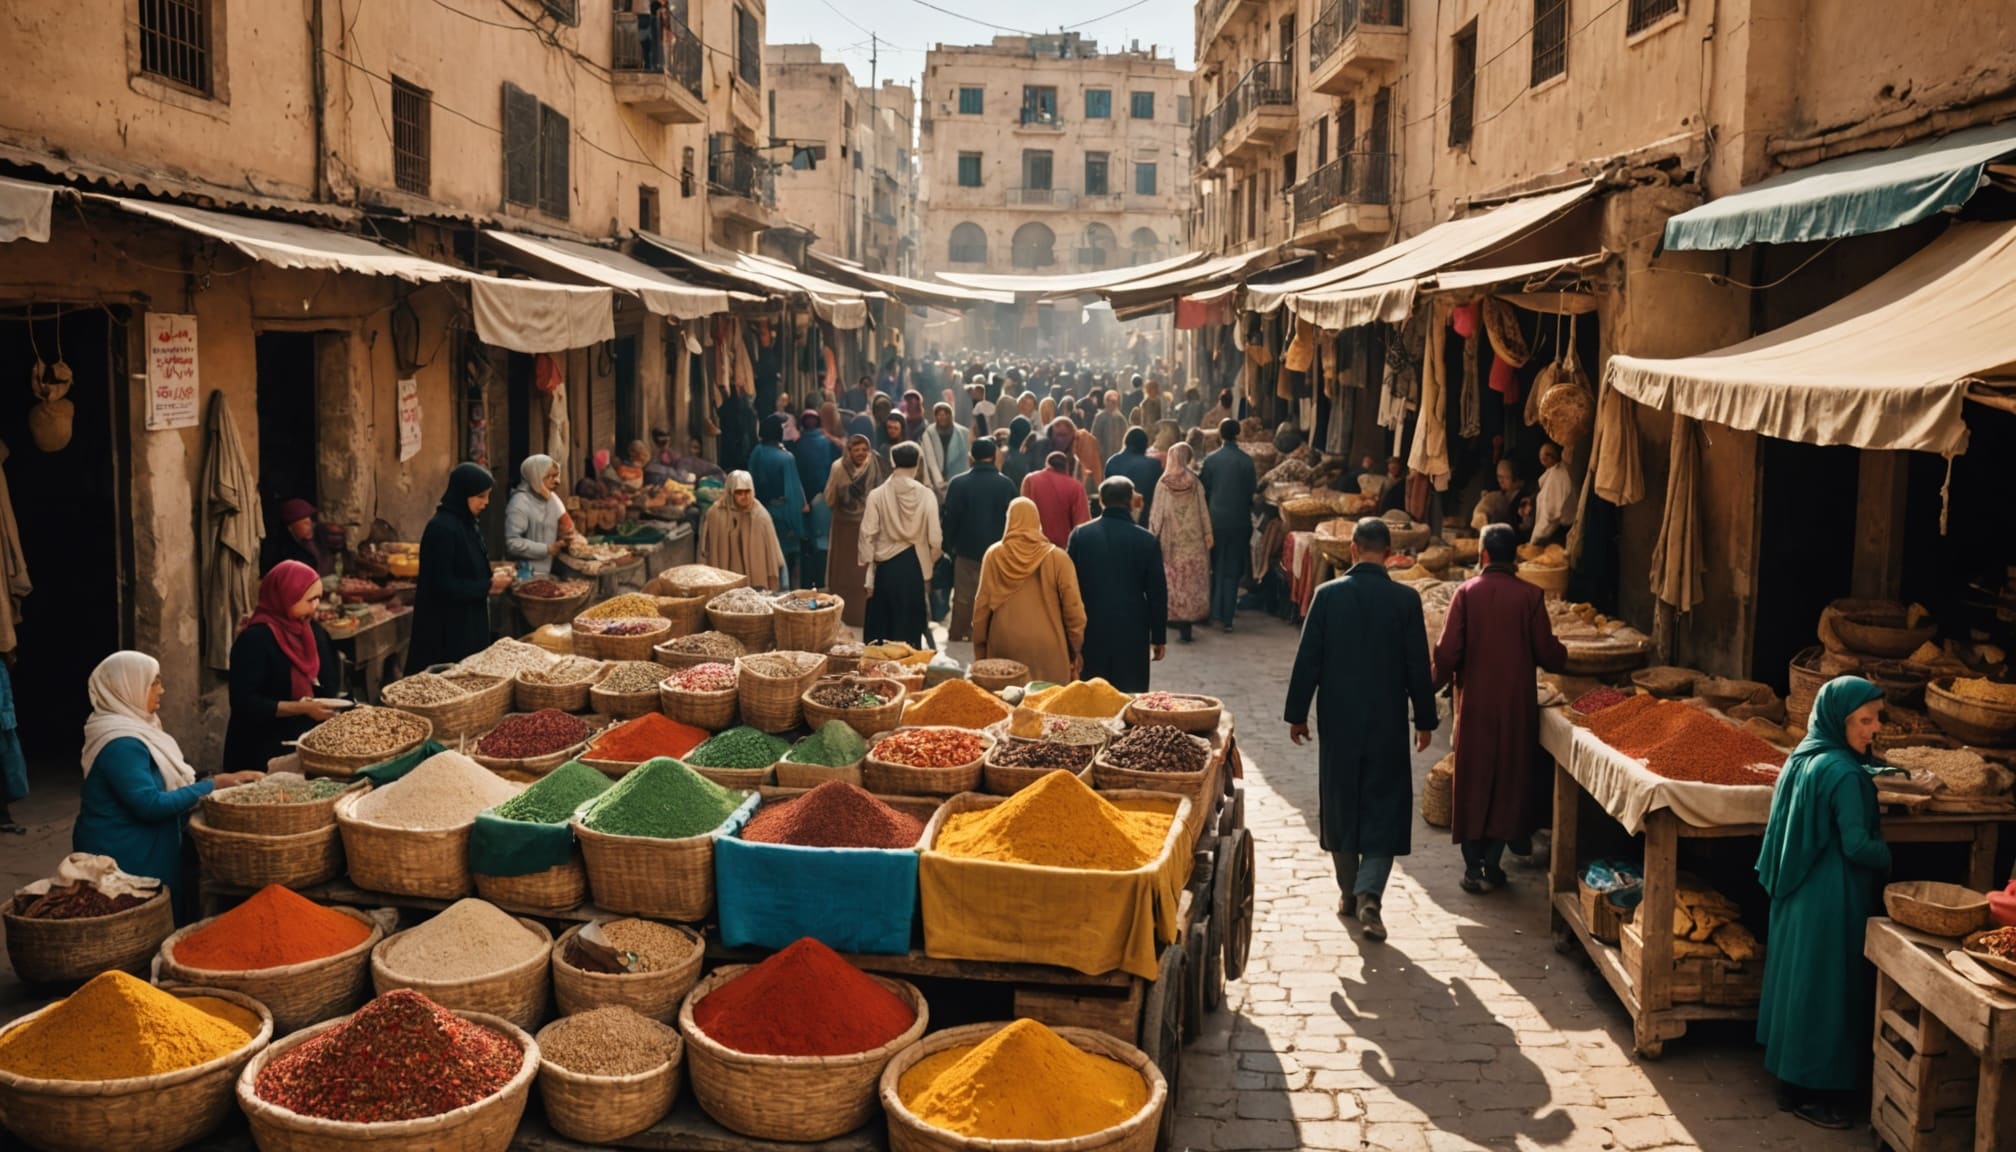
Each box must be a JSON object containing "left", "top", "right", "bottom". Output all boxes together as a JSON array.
[
  {"left": 298, "top": 706, "right": 430, "bottom": 760},
  {"left": 473, "top": 710, "right": 591, "bottom": 760},
  {"left": 579, "top": 757, "right": 746, "bottom": 839},
  {"left": 571, "top": 918, "right": 697, "bottom": 972},
  {"left": 740, "top": 651, "right": 824, "bottom": 678},
  {"left": 1582, "top": 695, "right": 1785, "bottom": 785},
  {"left": 172, "top": 885, "right": 371, "bottom": 970},
  {"left": 1006, "top": 709, "right": 1112, "bottom": 746},
  {"left": 350, "top": 751, "right": 520, "bottom": 829},
  {"left": 520, "top": 656, "right": 604, "bottom": 685},
  {"left": 968, "top": 658, "right": 1027, "bottom": 680},
  {"left": 659, "top": 564, "right": 744, "bottom": 593},
  {"left": 598, "top": 661, "right": 669, "bottom": 695},
  {"left": 1518, "top": 542, "right": 1569, "bottom": 569},
  {"left": 0, "top": 971, "right": 256, "bottom": 1080},
  {"left": 666, "top": 662, "right": 737, "bottom": 692},
  {"left": 664, "top": 631, "right": 746, "bottom": 657},
  {"left": 904, "top": 679, "right": 1011, "bottom": 728},
  {"left": 575, "top": 618, "right": 665, "bottom": 637},
  {"left": 807, "top": 678, "right": 890, "bottom": 709},
  {"left": 1103, "top": 725, "right": 1206, "bottom": 774},
  {"left": 252, "top": 989, "right": 521, "bottom": 1122},
  {"left": 381, "top": 898, "right": 545, "bottom": 981},
  {"left": 990, "top": 739, "right": 1096, "bottom": 771},
  {"left": 211, "top": 775, "right": 352, "bottom": 805},
  {"left": 688, "top": 726, "right": 791, "bottom": 770},
  {"left": 740, "top": 781, "right": 925, "bottom": 849},
  {"left": 934, "top": 771, "right": 1169, "bottom": 870},
  {"left": 1130, "top": 691, "right": 1214, "bottom": 712},
  {"left": 874, "top": 728, "right": 987, "bottom": 768},
  {"left": 540, "top": 1006, "right": 678, "bottom": 1076},
  {"left": 515, "top": 578, "right": 591, "bottom": 599},
  {"left": 9, "top": 881, "right": 151, "bottom": 920},
  {"left": 776, "top": 593, "right": 839, "bottom": 611},
  {"left": 898, "top": 1019, "right": 1148, "bottom": 1142},
  {"left": 1025, "top": 679, "right": 1133, "bottom": 718},
  {"left": 691, "top": 938, "right": 915, "bottom": 1057},
  {"left": 580, "top": 594, "right": 665, "bottom": 621},
  {"left": 1949, "top": 678, "right": 2016, "bottom": 706},
  {"left": 1974, "top": 926, "right": 2016, "bottom": 959},
  {"left": 1571, "top": 688, "right": 1631, "bottom": 714},
  {"left": 1882, "top": 746, "right": 2006, "bottom": 795},
  {"left": 786, "top": 721, "right": 869, "bottom": 766},
  {"left": 490, "top": 761, "right": 611, "bottom": 824},
  {"left": 382, "top": 673, "right": 476, "bottom": 707},
  {"left": 455, "top": 638, "right": 555, "bottom": 679},
  {"left": 584, "top": 713, "right": 709, "bottom": 763},
  {"left": 708, "top": 587, "right": 776, "bottom": 614}
]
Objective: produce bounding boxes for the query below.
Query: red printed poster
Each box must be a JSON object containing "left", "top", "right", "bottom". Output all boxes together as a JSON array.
[{"left": 144, "top": 312, "right": 200, "bottom": 431}]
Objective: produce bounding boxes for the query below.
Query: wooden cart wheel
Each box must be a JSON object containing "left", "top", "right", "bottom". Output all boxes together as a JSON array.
[
  {"left": 1217, "top": 780, "right": 1246, "bottom": 839},
  {"left": 1190, "top": 849, "right": 1215, "bottom": 896},
  {"left": 1141, "top": 944, "right": 1187, "bottom": 1152},
  {"left": 1183, "top": 921, "right": 1208, "bottom": 1044},
  {"left": 1198, "top": 913, "right": 1226, "bottom": 1014},
  {"left": 1214, "top": 828, "right": 1254, "bottom": 981}
]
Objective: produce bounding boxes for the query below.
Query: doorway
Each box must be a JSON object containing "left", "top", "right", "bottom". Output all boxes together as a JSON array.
[
  {"left": 614, "top": 334, "right": 639, "bottom": 450},
  {"left": 254, "top": 332, "right": 320, "bottom": 519}
]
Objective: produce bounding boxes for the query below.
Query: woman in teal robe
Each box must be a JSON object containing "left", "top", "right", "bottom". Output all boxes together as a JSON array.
[{"left": 1755, "top": 675, "right": 1889, "bottom": 1128}]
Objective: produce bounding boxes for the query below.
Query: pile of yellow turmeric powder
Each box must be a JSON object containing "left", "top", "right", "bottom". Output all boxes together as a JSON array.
[
  {"left": 902, "top": 678, "right": 1011, "bottom": 729},
  {"left": 934, "top": 770, "right": 1170, "bottom": 870},
  {"left": 899, "top": 1018, "right": 1149, "bottom": 1140},
  {"left": 0, "top": 970, "right": 257, "bottom": 1080},
  {"left": 1024, "top": 678, "right": 1134, "bottom": 718}
]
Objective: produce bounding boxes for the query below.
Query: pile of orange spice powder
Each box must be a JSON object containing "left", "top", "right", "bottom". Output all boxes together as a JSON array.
[{"left": 1582, "top": 695, "right": 1785, "bottom": 785}]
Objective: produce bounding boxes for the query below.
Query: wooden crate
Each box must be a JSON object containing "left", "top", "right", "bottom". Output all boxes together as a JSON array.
[
  {"left": 1869, "top": 972, "right": 1981, "bottom": 1149},
  {"left": 1621, "top": 920, "right": 1763, "bottom": 1006},
  {"left": 1577, "top": 876, "right": 1629, "bottom": 946},
  {"left": 1012, "top": 982, "right": 1144, "bottom": 1046}
]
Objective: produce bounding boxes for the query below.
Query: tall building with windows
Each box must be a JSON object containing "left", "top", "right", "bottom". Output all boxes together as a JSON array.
[
  {"left": 765, "top": 45, "right": 917, "bottom": 273},
  {"left": 918, "top": 35, "right": 1192, "bottom": 277}
]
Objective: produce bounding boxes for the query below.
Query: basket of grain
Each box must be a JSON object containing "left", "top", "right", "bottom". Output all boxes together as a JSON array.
[
  {"left": 654, "top": 631, "right": 750, "bottom": 672},
  {"left": 334, "top": 751, "right": 522, "bottom": 900},
  {"left": 824, "top": 642, "right": 865, "bottom": 675},
  {"left": 551, "top": 921, "right": 705, "bottom": 1021},
  {"left": 468, "top": 713, "right": 604, "bottom": 776},
  {"left": 381, "top": 671, "right": 513, "bottom": 745},
  {"left": 1926, "top": 677, "right": 2016, "bottom": 746},
  {"left": 640, "top": 577, "right": 708, "bottom": 635},
  {"left": 658, "top": 564, "right": 749, "bottom": 600},
  {"left": 535, "top": 1009, "right": 683, "bottom": 1144},
  {"left": 3, "top": 888, "right": 174, "bottom": 986},
  {"left": 1279, "top": 495, "right": 1338, "bottom": 533},
  {"left": 186, "top": 813, "right": 345, "bottom": 891},
  {"left": 982, "top": 738, "right": 1096, "bottom": 796},
  {"left": 1633, "top": 665, "right": 1701, "bottom": 701},
  {"left": 680, "top": 966, "right": 929, "bottom": 1142},
  {"left": 370, "top": 901, "right": 552, "bottom": 1032},
  {"left": 878, "top": 1022, "right": 1165, "bottom": 1152},
  {"left": 773, "top": 592, "right": 845, "bottom": 652},
  {"left": 1833, "top": 608, "right": 1936, "bottom": 659},
  {"left": 513, "top": 657, "right": 609, "bottom": 713},
  {"left": 1387, "top": 522, "right": 1432, "bottom": 554},
  {"left": 573, "top": 616, "right": 673, "bottom": 662},
  {"left": 707, "top": 588, "right": 779, "bottom": 653},
  {"left": 201, "top": 776, "right": 366, "bottom": 836},
  {"left": 1786, "top": 647, "right": 1826, "bottom": 723},
  {"left": 157, "top": 904, "right": 383, "bottom": 1035},
  {"left": 966, "top": 658, "right": 1030, "bottom": 692},
  {"left": 1122, "top": 692, "right": 1223, "bottom": 735},
  {"left": 571, "top": 761, "right": 760, "bottom": 921},
  {"left": 801, "top": 675, "right": 908, "bottom": 740},
  {"left": 0, "top": 983, "right": 272, "bottom": 1152},
  {"left": 512, "top": 580, "right": 594, "bottom": 630},
  {"left": 660, "top": 663, "right": 741, "bottom": 730},
  {"left": 737, "top": 651, "right": 830, "bottom": 734},
  {"left": 1421, "top": 754, "right": 1454, "bottom": 828},
  {"left": 1517, "top": 561, "right": 1570, "bottom": 598},
  {"left": 295, "top": 707, "right": 432, "bottom": 778},
  {"left": 1883, "top": 881, "right": 1989, "bottom": 938},
  {"left": 864, "top": 727, "right": 994, "bottom": 797},
  {"left": 590, "top": 661, "right": 673, "bottom": 720},
  {"left": 235, "top": 1005, "right": 536, "bottom": 1152}
]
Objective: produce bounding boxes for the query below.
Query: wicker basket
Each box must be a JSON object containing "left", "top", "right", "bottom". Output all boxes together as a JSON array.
[
  {"left": 640, "top": 580, "right": 710, "bottom": 636},
  {"left": 692, "top": 764, "right": 776, "bottom": 789},
  {"left": 773, "top": 594, "right": 844, "bottom": 651},
  {"left": 825, "top": 645, "right": 865, "bottom": 675},
  {"left": 334, "top": 791, "right": 475, "bottom": 899},
  {"left": 1122, "top": 695, "right": 1223, "bottom": 735},
  {"left": 982, "top": 742, "right": 1095, "bottom": 796},
  {"left": 661, "top": 675, "right": 741, "bottom": 730},
  {"left": 658, "top": 566, "right": 748, "bottom": 599},
  {"left": 707, "top": 605, "right": 777, "bottom": 653},
  {"left": 474, "top": 854, "right": 589, "bottom": 914},
  {"left": 736, "top": 651, "right": 830, "bottom": 734},
  {"left": 295, "top": 709, "right": 432, "bottom": 778},
  {"left": 157, "top": 906, "right": 382, "bottom": 1034},
  {"left": 1092, "top": 732, "right": 1216, "bottom": 804},
  {"left": 572, "top": 800, "right": 752, "bottom": 921},
  {"left": 864, "top": 727, "right": 994, "bottom": 796},
  {"left": 513, "top": 585, "right": 593, "bottom": 630},
  {"left": 590, "top": 669, "right": 669, "bottom": 720},
  {"left": 1388, "top": 522, "right": 1431, "bottom": 553},
  {"left": 200, "top": 779, "right": 366, "bottom": 836},
  {"left": 800, "top": 675, "right": 907, "bottom": 740},
  {"left": 1834, "top": 610, "right": 1936, "bottom": 659},
  {"left": 574, "top": 617, "right": 674, "bottom": 661},
  {"left": 1883, "top": 881, "right": 1989, "bottom": 938},
  {"left": 236, "top": 1009, "right": 536, "bottom": 1152},
  {"left": 0, "top": 986, "right": 272, "bottom": 1152},
  {"left": 371, "top": 915, "right": 553, "bottom": 1032},
  {"left": 1927, "top": 677, "right": 2016, "bottom": 746},
  {"left": 2, "top": 889, "right": 174, "bottom": 986},
  {"left": 513, "top": 662, "right": 609, "bottom": 713},
  {"left": 1517, "top": 562, "right": 1570, "bottom": 598},
  {"left": 550, "top": 922, "right": 704, "bottom": 1022},
  {"left": 966, "top": 660, "right": 1030, "bottom": 692},
  {"left": 187, "top": 814, "right": 345, "bottom": 890},
  {"left": 468, "top": 714, "right": 603, "bottom": 775},
  {"left": 1867, "top": 660, "right": 1931, "bottom": 709},
  {"left": 535, "top": 1018, "right": 682, "bottom": 1144},
  {"left": 681, "top": 967, "right": 928, "bottom": 1142},
  {"left": 384, "top": 673, "right": 513, "bottom": 745},
  {"left": 654, "top": 634, "right": 749, "bottom": 671},
  {"left": 774, "top": 758, "right": 866, "bottom": 788},
  {"left": 879, "top": 1023, "right": 1164, "bottom": 1152},
  {"left": 1421, "top": 755, "right": 1454, "bottom": 827}
]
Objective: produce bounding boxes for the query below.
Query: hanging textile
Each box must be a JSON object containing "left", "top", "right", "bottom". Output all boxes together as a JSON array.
[
  {"left": 1405, "top": 299, "right": 1454, "bottom": 489},
  {"left": 200, "top": 392, "right": 262, "bottom": 673},
  {"left": 1458, "top": 331, "right": 1483, "bottom": 439},
  {"left": 1283, "top": 320, "right": 1316, "bottom": 373},
  {"left": 1325, "top": 382, "right": 1353, "bottom": 457},
  {"left": 1649, "top": 413, "right": 1704, "bottom": 613},
  {"left": 1482, "top": 298, "right": 1531, "bottom": 367},
  {"left": 0, "top": 440, "right": 30, "bottom": 655},
  {"left": 546, "top": 380, "right": 571, "bottom": 480},
  {"left": 1590, "top": 383, "right": 1646, "bottom": 507}
]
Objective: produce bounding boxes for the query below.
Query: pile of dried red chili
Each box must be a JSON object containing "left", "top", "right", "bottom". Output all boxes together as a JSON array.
[
  {"left": 692, "top": 938, "right": 915, "bottom": 1056},
  {"left": 740, "top": 781, "right": 924, "bottom": 849},
  {"left": 584, "top": 712, "right": 709, "bottom": 763},
  {"left": 1583, "top": 695, "right": 1785, "bottom": 785},
  {"left": 9, "top": 882, "right": 150, "bottom": 920},
  {"left": 473, "top": 709, "right": 591, "bottom": 760},
  {"left": 1571, "top": 688, "right": 1630, "bottom": 714},
  {"left": 253, "top": 990, "right": 522, "bottom": 1122},
  {"left": 872, "top": 729, "right": 985, "bottom": 768}
]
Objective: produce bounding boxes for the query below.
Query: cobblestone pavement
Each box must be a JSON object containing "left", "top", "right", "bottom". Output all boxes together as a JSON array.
[{"left": 1136, "top": 617, "right": 1868, "bottom": 1152}]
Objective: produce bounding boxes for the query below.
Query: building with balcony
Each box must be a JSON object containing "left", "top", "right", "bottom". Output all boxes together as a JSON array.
[
  {"left": 765, "top": 46, "right": 917, "bottom": 274},
  {"left": 918, "top": 34, "right": 1192, "bottom": 277}
]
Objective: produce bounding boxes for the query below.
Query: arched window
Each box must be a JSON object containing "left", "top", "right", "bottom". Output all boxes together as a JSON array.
[
  {"left": 1011, "top": 221, "right": 1056, "bottom": 269},
  {"left": 1129, "top": 227, "right": 1159, "bottom": 265},
  {"left": 1079, "top": 223, "right": 1117, "bottom": 267},
  {"left": 948, "top": 222, "right": 987, "bottom": 264}
]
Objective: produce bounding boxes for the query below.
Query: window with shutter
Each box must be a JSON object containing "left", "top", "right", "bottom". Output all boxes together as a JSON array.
[
  {"left": 502, "top": 83, "right": 538, "bottom": 207},
  {"left": 538, "top": 104, "right": 570, "bottom": 218},
  {"left": 735, "top": 6, "right": 760, "bottom": 88}
]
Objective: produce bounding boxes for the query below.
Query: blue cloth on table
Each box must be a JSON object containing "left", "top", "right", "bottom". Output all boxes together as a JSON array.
[{"left": 716, "top": 831, "right": 920, "bottom": 954}]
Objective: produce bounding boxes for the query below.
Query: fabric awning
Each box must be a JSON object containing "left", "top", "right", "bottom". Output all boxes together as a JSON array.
[
  {"left": 1662, "top": 121, "right": 2016, "bottom": 251},
  {"left": 632, "top": 232, "right": 871, "bottom": 328},
  {"left": 0, "top": 175, "right": 58, "bottom": 244},
  {"left": 1608, "top": 219, "right": 2016, "bottom": 455},
  {"left": 483, "top": 230, "right": 737, "bottom": 320},
  {"left": 806, "top": 251, "right": 1013, "bottom": 307},
  {"left": 1290, "top": 252, "right": 1601, "bottom": 330},
  {"left": 933, "top": 251, "right": 1205, "bottom": 299},
  {"left": 1097, "top": 246, "right": 1283, "bottom": 311},
  {"left": 1248, "top": 182, "right": 1597, "bottom": 318},
  {"left": 105, "top": 197, "right": 612, "bottom": 352}
]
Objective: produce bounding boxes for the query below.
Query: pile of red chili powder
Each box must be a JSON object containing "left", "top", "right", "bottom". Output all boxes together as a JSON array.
[
  {"left": 255, "top": 990, "right": 522, "bottom": 1122},
  {"left": 739, "top": 781, "right": 925, "bottom": 849},
  {"left": 693, "top": 938, "right": 916, "bottom": 1056},
  {"left": 1583, "top": 695, "right": 1785, "bottom": 785}
]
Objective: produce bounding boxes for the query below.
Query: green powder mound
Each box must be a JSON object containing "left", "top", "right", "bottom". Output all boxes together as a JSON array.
[
  {"left": 786, "top": 721, "right": 869, "bottom": 767},
  {"left": 686, "top": 726, "right": 791, "bottom": 770},
  {"left": 582, "top": 757, "right": 745, "bottom": 839},
  {"left": 491, "top": 760, "right": 612, "bottom": 824}
]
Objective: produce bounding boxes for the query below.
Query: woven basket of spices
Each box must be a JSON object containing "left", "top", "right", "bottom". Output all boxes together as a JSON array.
[
  {"left": 864, "top": 727, "right": 994, "bottom": 797},
  {"left": 157, "top": 905, "right": 383, "bottom": 1035},
  {"left": 468, "top": 713, "right": 604, "bottom": 776},
  {"left": 550, "top": 921, "right": 705, "bottom": 1022},
  {"left": 234, "top": 1006, "right": 536, "bottom": 1152},
  {"left": 201, "top": 778, "right": 367, "bottom": 836},
  {"left": 982, "top": 738, "right": 1097, "bottom": 796},
  {"left": 513, "top": 659, "right": 610, "bottom": 714},
  {"left": 641, "top": 579, "right": 710, "bottom": 637},
  {"left": 657, "top": 565, "right": 749, "bottom": 600},
  {"left": 878, "top": 1022, "right": 1166, "bottom": 1152},
  {"left": 966, "top": 659, "right": 1030, "bottom": 692},
  {"left": 473, "top": 855, "right": 588, "bottom": 916},
  {"left": 0, "top": 985, "right": 273, "bottom": 1152},
  {"left": 370, "top": 915, "right": 554, "bottom": 1033},
  {"left": 654, "top": 632, "right": 750, "bottom": 672},
  {"left": 2, "top": 888, "right": 174, "bottom": 986},
  {"left": 800, "top": 675, "right": 907, "bottom": 740},
  {"left": 589, "top": 662, "right": 673, "bottom": 720},
  {"left": 680, "top": 966, "right": 929, "bottom": 1142},
  {"left": 534, "top": 1012, "right": 684, "bottom": 1144},
  {"left": 1091, "top": 727, "right": 1217, "bottom": 805},
  {"left": 772, "top": 593, "right": 844, "bottom": 652},
  {"left": 1122, "top": 693, "right": 1224, "bottom": 735},
  {"left": 659, "top": 664, "right": 741, "bottom": 730},
  {"left": 295, "top": 708, "right": 432, "bottom": 778},
  {"left": 382, "top": 673, "right": 513, "bottom": 745},
  {"left": 706, "top": 603, "right": 777, "bottom": 653},
  {"left": 333, "top": 791, "right": 476, "bottom": 900},
  {"left": 736, "top": 651, "right": 830, "bottom": 734},
  {"left": 571, "top": 788, "right": 761, "bottom": 922},
  {"left": 187, "top": 813, "right": 345, "bottom": 891},
  {"left": 574, "top": 616, "right": 674, "bottom": 662}
]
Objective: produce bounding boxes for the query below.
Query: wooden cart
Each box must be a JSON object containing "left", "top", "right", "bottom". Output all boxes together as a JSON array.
[{"left": 1865, "top": 918, "right": 2016, "bottom": 1151}]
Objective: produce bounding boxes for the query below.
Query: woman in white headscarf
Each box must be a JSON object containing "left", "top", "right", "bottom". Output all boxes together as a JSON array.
[
  {"left": 503, "top": 453, "right": 572, "bottom": 576},
  {"left": 700, "top": 470, "right": 788, "bottom": 589},
  {"left": 73, "top": 652, "right": 262, "bottom": 921}
]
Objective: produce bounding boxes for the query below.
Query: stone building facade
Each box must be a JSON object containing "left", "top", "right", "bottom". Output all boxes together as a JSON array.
[{"left": 766, "top": 45, "right": 918, "bottom": 274}]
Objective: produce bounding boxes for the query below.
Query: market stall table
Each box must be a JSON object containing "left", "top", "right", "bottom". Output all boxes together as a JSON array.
[
  {"left": 1543, "top": 705, "right": 2014, "bottom": 1058},
  {"left": 1864, "top": 917, "right": 2016, "bottom": 1151},
  {"left": 328, "top": 608, "right": 411, "bottom": 704}
]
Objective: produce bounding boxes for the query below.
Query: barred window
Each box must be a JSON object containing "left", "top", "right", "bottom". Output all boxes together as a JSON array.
[
  {"left": 1449, "top": 21, "right": 1478, "bottom": 148},
  {"left": 1532, "top": 0, "right": 1568, "bottom": 85},
  {"left": 538, "top": 105, "right": 571, "bottom": 219},
  {"left": 391, "top": 77, "right": 431, "bottom": 196},
  {"left": 735, "top": 5, "right": 760, "bottom": 88},
  {"left": 138, "top": 0, "right": 212, "bottom": 94},
  {"left": 1627, "top": 0, "right": 1680, "bottom": 34}
]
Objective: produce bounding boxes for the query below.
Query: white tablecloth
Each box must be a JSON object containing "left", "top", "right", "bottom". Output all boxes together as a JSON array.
[{"left": 1540, "top": 707, "right": 1774, "bottom": 833}]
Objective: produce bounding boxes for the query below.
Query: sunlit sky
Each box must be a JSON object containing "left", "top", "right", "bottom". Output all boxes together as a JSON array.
[{"left": 765, "top": 0, "right": 1198, "bottom": 89}]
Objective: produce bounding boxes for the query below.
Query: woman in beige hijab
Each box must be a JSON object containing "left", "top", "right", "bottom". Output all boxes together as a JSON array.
[
  {"left": 971, "top": 497, "right": 1087, "bottom": 684},
  {"left": 700, "top": 471, "right": 787, "bottom": 590}
]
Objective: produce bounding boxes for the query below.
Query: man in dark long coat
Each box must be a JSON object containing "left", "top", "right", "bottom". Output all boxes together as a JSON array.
[
  {"left": 1432, "top": 523, "right": 1568, "bottom": 892},
  {"left": 1199, "top": 419, "right": 1256, "bottom": 632},
  {"left": 1284, "top": 517, "right": 1438, "bottom": 942},
  {"left": 1068, "top": 478, "right": 1168, "bottom": 692}
]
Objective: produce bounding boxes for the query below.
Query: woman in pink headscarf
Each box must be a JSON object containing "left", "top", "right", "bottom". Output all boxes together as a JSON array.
[{"left": 222, "top": 560, "right": 338, "bottom": 771}]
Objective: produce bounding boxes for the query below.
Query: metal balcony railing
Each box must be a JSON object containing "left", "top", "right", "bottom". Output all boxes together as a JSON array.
[
  {"left": 708, "top": 137, "right": 775, "bottom": 206},
  {"left": 611, "top": 11, "right": 704, "bottom": 99},
  {"left": 1196, "top": 61, "right": 1294, "bottom": 156},
  {"left": 1310, "top": 0, "right": 1406, "bottom": 67},
  {"left": 1018, "top": 108, "right": 1065, "bottom": 128},
  {"left": 1290, "top": 151, "right": 1393, "bottom": 226}
]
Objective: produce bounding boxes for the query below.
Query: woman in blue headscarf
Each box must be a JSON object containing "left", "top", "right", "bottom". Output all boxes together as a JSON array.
[{"left": 1754, "top": 674, "right": 1889, "bottom": 1129}]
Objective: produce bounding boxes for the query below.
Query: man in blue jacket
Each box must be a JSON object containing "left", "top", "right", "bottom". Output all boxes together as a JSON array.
[
  {"left": 1068, "top": 477, "right": 1168, "bottom": 692},
  {"left": 1103, "top": 427, "right": 1164, "bottom": 526}
]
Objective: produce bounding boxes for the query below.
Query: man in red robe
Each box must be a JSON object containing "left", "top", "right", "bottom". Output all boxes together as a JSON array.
[{"left": 1432, "top": 523, "right": 1568, "bottom": 892}]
